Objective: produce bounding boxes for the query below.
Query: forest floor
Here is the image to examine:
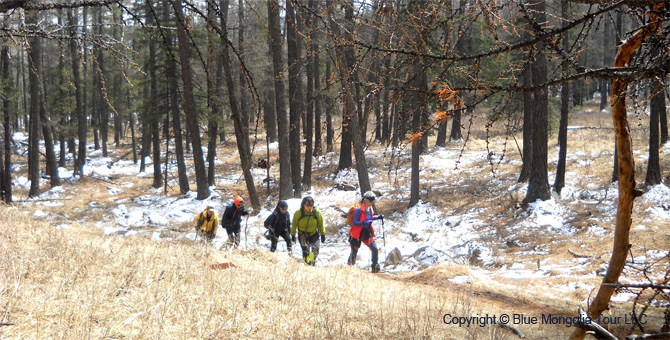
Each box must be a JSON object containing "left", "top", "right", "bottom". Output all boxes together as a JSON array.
[{"left": 2, "top": 100, "right": 670, "bottom": 339}]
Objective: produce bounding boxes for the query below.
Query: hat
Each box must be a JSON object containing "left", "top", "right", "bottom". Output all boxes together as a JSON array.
[
  {"left": 234, "top": 196, "right": 244, "bottom": 208},
  {"left": 363, "top": 191, "right": 376, "bottom": 202}
]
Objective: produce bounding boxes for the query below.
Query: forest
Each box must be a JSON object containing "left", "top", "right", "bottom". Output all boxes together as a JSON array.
[{"left": 0, "top": 0, "right": 669, "bottom": 339}]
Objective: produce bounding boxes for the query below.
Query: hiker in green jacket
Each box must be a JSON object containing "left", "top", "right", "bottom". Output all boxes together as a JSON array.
[{"left": 291, "top": 196, "right": 325, "bottom": 265}]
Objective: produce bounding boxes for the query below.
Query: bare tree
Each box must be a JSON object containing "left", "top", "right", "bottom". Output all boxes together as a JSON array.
[
  {"left": 173, "top": 0, "right": 209, "bottom": 200},
  {"left": 267, "top": 0, "right": 293, "bottom": 200},
  {"left": 219, "top": 0, "right": 260, "bottom": 210}
]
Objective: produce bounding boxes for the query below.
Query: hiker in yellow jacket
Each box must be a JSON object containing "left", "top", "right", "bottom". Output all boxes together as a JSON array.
[
  {"left": 194, "top": 206, "right": 219, "bottom": 241},
  {"left": 291, "top": 196, "right": 325, "bottom": 265}
]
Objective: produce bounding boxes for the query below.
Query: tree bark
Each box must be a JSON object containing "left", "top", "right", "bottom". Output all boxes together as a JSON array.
[
  {"left": 568, "top": 7, "right": 664, "bottom": 338},
  {"left": 174, "top": 0, "right": 210, "bottom": 200},
  {"left": 96, "top": 9, "right": 108, "bottom": 157},
  {"left": 238, "top": 0, "right": 251, "bottom": 133},
  {"left": 287, "top": 0, "right": 303, "bottom": 197},
  {"left": 75, "top": 7, "right": 88, "bottom": 175},
  {"left": 311, "top": 0, "right": 321, "bottom": 157},
  {"left": 450, "top": 107, "right": 463, "bottom": 141},
  {"left": 163, "top": 3, "right": 189, "bottom": 194},
  {"left": 268, "top": 0, "right": 293, "bottom": 200},
  {"left": 1, "top": 30, "right": 11, "bottom": 203},
  {"left": 518, "top": 55, "right": 532, "bottom": 183},
  {"left": 554, "top": 0, "right": 570, "bottom": 195},
  {"left": 522, "top": 0, "right": 550, "bottom": 204},
  {"left": 325, "top": 60, "right": 334, "bottom": 152},
  {"left": 27, "top": 11, "right": 41, "bottom": 198},
  {"left": 148, "top": 5, "right": 162, "bottom": 189},
  {"left": 328, "top": 0, "right": 371, "bottom": 195},
  {"left": 219, "top": 0, "right": 260, "bottom": 210},
  {"left": 207, "top": 0, "right": 220, "bottom": 187},
  {"left": 645, "top": 78, "right": 663, "bottom": 186},
  {"left": 303, "top": 2, "right": 314, "bottom": 190}
]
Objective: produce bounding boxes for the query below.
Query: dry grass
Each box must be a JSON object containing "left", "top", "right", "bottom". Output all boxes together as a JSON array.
[{"left": 0, "top": 206, "right": 580, "bottom": 340}]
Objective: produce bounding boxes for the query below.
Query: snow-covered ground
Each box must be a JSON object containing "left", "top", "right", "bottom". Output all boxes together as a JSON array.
[{"left": 11, "top": 131, "right": 670, "bottom": 304}]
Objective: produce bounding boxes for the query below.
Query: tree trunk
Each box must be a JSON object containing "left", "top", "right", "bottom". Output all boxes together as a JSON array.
[
  {"left": 660, "top": 85, "right": 668, "bottom": 145},
  {"left": 311, "top": 0, "right": 322, "bottom": 157},
  {"left": 220, "top": 0, "right": 260, "bottom": 210},
  {"left": 1, "top": 33, "right": 11, "bottom": 203},
  {"left": 325, "top": 60, "right": 334, "bottom": 152},
  {"left": 303, "top": 4, "right": 314, "bottom": 190},
  {"left": 554, "top": 1, "right": 570, "bottom": 195},
  {"left": 518, "top": 56, "right": 533, "bottom": 183},
  {"left": 328, "top": 0, "right": 371, "bottom": 194},
  {"left": 27, "top": 12, "right": 41, "bottom": 198},
  {"left": 268, "top": 0, "right": 293, "bottom": 200},
  {"left": 96, "top": 9, "right": 108, "bottom": 157},
  {"left": 207, "top": 0, "right": 219, "bottom": 187},
  {"left": 40, "top": 85, "right": 60, "bottom": 188},
  {"left": 174, "top": 0, "right": 210, "bottom": 200},
  {"left": 523, "top": 0, "right": 550, "bottom": 204},
  {"left": 645, "top": 78, "right": 663, "bottom": 186},
  {"left": 409, "top": 64, "right": 428, "bottom": 207},
  {"left": 163, "top": 3, "right": 190, "bottom": 194},
  {"left": 287, "top": 0, "right": 303, "bottom": 197},
  {"left": 450, "top": 107, "right": 463, "bottom": 141},
  {"left": 75, "top": 7, "right": 88, "bottom": 175},
  {"left": 568, "top": 9, "right": 663, "bottom": 338},
  {"left": 238, "top": 0, "right": 251, "bottom": 133},
  {"left": 599, "top": 16, "right": 611, "bottom": 112},
  {"left": 435, "top": 122, "right": 447, "bottom": 147},
  {"left": 148, "top": 6, "right": 162, "bottom": 189},
  {"left": 113, "top": 8, "right": 122, "bottom": 147}
]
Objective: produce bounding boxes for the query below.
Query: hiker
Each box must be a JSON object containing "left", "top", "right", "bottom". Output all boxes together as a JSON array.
[
  {"left": 222, "top": 196, "right": 250, "bottom": 248},
  {"left": 264, "top": 200, "right": 292, "bottom": 253},
  {"left": 348, "top": 191, "right": 384, "bottom": 273},
  {"left": 193, "top": 206, "right": 219, "bottom": 241},
  {"left": 291, "top": 196, "right": 325, "bottom": 265}
]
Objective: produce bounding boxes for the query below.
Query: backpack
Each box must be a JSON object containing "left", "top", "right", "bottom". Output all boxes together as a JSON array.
[{"left": 346, "top": 205, "right": 357, "bottom": 226}]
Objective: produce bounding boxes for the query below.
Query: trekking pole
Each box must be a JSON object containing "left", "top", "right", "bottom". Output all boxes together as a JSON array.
[
  {"left": 382, "top": 218, "right": 387, "bottom": 265},
  {"left": 244, "top": 215, "right": 249, "bottom": 249}
]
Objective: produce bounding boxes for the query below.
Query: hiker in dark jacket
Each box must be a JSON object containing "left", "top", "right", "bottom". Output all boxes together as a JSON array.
[
  {"left": 222, "top": 196, "right": 249, "bottom": 248},
  {"left": 348, "top": 191, "right": 384, "bottom": 273},
  {"left": 264, "top": 200, "right": 292, "bottom": 253},
  {"left": 291, "top": 196, "right": 325, "bottom": 265}
]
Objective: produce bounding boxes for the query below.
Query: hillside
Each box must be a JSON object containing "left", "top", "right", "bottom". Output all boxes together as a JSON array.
[{"left": 2, "top": 104, "right": 669, "bottom": 339}]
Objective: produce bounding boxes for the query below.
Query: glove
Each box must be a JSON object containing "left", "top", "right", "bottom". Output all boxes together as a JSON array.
[
  {"left": 321, "top": 234, "right": 326, "bottom": 243},
  {"left": 376, "top": 215, "right": 385, "bottom": 220},
  {"left": 291, "top": 235, "right": 296, "bottom": 243},
  {"left": 364, "top": 220, "right": 373, "bottom": 227}
]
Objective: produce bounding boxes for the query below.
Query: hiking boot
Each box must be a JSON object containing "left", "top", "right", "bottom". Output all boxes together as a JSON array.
[{"left": 371, "top": 264, "right": 381, "bottom": 273}]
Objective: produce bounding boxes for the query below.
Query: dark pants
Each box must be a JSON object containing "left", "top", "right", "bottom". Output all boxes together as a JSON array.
[
  {"left": 348, "top": 236, "right": 378, "bottom": 268},
  {"left": 298, "top": 232, "right": 321, "bottom": 265},
  {"left": 226, "top": 230, "right": 241, "bottom": 248},
  {"left": 270, "top": 229, "right": 292, "bottom": 252},
  {"left": 195, "top": 227, "right": 215, "bottom": 242}
]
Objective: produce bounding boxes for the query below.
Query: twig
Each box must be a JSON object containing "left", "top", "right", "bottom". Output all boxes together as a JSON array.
[
  {"left": 498, "top": 322, "right": 525, "bottom": 338},
  {"left": 82, "top": 175, "right": 116, "bottom": 185},
  {"left": 603, "top": 283, "right": 670, "bottom": 290},
  {"left": 575, "top": 307, "right": 618, "bottom": 340},
  {"left": 568, "top": 249, "right": 592, "bottom": 258}
]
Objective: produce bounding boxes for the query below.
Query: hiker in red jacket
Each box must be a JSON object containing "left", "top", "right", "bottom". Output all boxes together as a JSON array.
[{"left": 348, "top": 191, "right": 384, "bottom": 273}]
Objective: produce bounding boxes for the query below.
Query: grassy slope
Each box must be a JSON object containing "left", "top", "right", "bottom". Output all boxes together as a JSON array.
[{"left": 1, "top": 207, "right": 576, "bottom": 339}]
